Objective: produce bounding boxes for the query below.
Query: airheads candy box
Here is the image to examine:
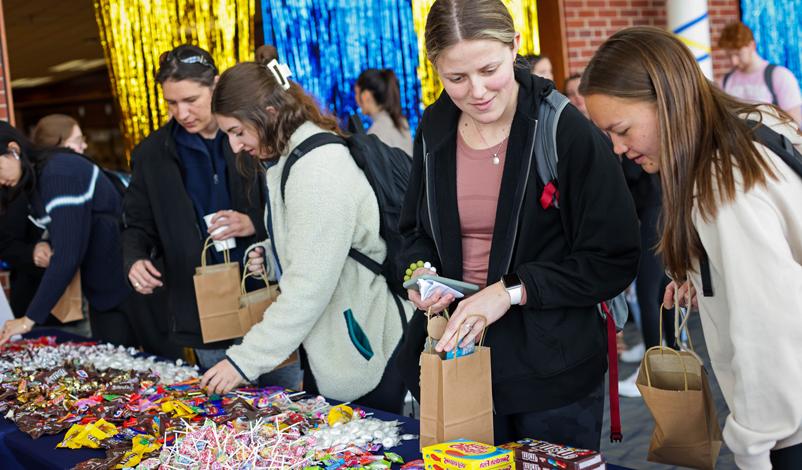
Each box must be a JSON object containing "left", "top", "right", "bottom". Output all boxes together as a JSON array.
[
  {"left": 423, "top": 439, "right": 515, "bottom": 470},
  {"left": 499, "top": 439, "right": 605, "bottom": 470}
]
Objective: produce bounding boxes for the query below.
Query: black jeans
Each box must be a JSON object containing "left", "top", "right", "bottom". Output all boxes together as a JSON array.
[
  {"left": 492, "top": 380, "right": 605, "bottom": 450},
  {"left": 89, "top": 294, "right": 143, "bottom": 348},
  {"left": 300, "top": 343, "right": 406, "bottom": 414},
  {"left": 771, "top": 442, "right": 802, "bottom": 470}
]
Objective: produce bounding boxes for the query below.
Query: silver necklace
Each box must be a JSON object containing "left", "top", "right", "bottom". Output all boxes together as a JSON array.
[{"left": 470, "top": 117, "right": 509, "bottom": 165}]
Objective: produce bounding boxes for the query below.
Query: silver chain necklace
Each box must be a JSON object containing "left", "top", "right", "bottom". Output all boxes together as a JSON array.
[{"left": 469, "top": 117, "right": 509, "bottom": 165}]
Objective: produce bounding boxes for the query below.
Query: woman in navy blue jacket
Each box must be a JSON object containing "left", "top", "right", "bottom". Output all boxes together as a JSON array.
[{"left": 0, "top": 121, "right": 137, "bottom": 346}]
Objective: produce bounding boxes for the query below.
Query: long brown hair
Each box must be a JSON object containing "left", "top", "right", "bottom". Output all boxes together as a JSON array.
[
  {"left": 580, "top": 26, "right": 785, "bottom": 281},
  {"left": 211, "top": 47, "right": 341, "bottom": 160},
  {"left": 356, "top": 68, "right": 408, "bottom": 131}
]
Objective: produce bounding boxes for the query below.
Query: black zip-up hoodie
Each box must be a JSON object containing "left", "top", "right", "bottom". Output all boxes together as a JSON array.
[
  {"left": 122, "top": 119, "right": 266, "bottom": 349},
  {"left": 397, "top": 66, "right": 641, "bottom": 415}
]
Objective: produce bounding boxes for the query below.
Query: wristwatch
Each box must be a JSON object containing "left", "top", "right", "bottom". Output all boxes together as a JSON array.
[{"left": 501, "top": 273, "right": 523, "bottom": 305}]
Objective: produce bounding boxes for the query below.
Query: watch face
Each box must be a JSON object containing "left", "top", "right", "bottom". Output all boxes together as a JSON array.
[{"left": 503, "top": 273, "right": 521, "bottom": 289}]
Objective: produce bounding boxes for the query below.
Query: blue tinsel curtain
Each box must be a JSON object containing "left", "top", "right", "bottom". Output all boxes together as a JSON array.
[
  {"left": 261, "top": 0, "right": 422, "bottom": 133},
  {"left": 741, "top": 0, "right": 802, "bottom": 85}
]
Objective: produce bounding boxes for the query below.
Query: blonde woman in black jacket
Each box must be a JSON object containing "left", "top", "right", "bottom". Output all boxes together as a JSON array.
[{"left": 397, "top": 0, "right": 640, "bottom": 448}]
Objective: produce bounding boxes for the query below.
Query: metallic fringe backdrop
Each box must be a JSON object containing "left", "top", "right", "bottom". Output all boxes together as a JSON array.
[
  {"left": 261, "top": 0, "right": 423, "bottom": 132},
  {"left": 412, "top": 0, "right": 540, "bottom": 106},
  {"left": 741, "top": 0, "right": 802, "bottom": 86},
  {"left": 94, "top": 0, "right": 255, "bottom": 158}
]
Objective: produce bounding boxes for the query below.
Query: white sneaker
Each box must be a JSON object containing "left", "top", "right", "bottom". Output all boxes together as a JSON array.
[
  {"left": 619, "top": 342, "right": 645, "bottom": 363},
  {"left": 618, "top": 369, "right": 641, "bottom": 398}
]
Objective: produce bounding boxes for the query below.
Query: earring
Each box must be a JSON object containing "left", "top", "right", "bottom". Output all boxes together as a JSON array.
[{"left": 11, "top": 149, "right": 20, "bottom": 160}]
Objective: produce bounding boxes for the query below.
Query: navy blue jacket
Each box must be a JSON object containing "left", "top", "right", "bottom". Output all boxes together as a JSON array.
[{"left": 27, "top": 152, "right": 130, "bottom": 323}]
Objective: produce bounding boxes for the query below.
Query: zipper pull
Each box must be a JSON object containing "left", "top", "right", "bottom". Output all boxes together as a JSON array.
[{"left": 213, "top": 173, "right": 219, "bottom": 184}]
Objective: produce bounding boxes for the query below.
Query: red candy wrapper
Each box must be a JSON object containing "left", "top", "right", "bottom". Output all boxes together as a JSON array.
[{"left": 500, "top": 439, "right": 606, "bottom": 470}]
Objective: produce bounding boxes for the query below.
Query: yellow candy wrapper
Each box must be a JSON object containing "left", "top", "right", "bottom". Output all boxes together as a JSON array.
[
  {"left": 327, "top": 404, "right": 354, "bottom": 426},
  {"left": 57, "top": 419, "right": 118, "bottom": 449},
  {"left": 115, "top": 435, "right": 160, "bottom": 469},
  {"left": 161, "top": 399, "right": 196, "bottom": 418}
]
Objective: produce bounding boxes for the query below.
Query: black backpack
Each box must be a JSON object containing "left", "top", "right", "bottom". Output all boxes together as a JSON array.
[
  {"left": 280, "top": 132, "right": 412, "bottom": 326},
  {"left": 699, "top": 119, "right": 802, "bottom": 296}
]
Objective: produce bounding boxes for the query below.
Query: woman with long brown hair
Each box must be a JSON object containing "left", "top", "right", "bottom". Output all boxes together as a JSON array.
[
  {"left": 199, "top": 48, "right": 412, "bottom": 413},
  {"left": 582, "top": 26, "right": 802, "bottom": 469}
]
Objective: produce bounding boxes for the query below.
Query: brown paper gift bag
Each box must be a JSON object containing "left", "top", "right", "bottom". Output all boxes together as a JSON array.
[
  {"left": 193, "top": 237, "right": 242, "bottom": 343},
  {"left": 236, "top": 270, "right": 298, "bottom": 369},
  {"left": 636, "top": 305, "right": 722, "bottom": 469},
  {"left": 420, "top": 315, "right": 494, "bottom": 449},
  {"left": 51, "top": 272, "right": 84, "bottom": 322}
]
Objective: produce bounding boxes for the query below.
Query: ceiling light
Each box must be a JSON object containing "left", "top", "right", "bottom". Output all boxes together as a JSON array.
[
  {"left": 11, "top": 77, "right": 55, "bottom": 88},
  {"left": 49, "top": 58, "right": 107, "bottom": 73}
]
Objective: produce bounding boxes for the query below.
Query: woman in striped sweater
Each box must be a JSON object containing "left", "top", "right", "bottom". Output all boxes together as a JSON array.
[{"left": 0, "top": 121, "right": 138, "bottom": 347}]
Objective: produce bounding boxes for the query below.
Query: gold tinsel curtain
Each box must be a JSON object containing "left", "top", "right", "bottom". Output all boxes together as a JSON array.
[
  {"left": 411, "top": 0, "right": 540, "bottom": 106},
  {"left": 94, "top": 0, "right": 255, "bottom": 159}
]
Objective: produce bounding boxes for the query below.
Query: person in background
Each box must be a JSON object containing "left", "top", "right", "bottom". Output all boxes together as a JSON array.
[
  {"left": 122, "top": 45, "right": 300, "bottom": 387},
  {"left": 564, "top": 73, "right": 588, "bottom": 118},
  {"left": 201, "top": 48, "right": 412, "bottom": 413},
  {"left": 0, "top": 122, "right": 140, "bottom": 347},
  {"left": 718, "top": 21, "right": 801, "bottom": 125},
  {"left": 32, "top": 114, "right": 88, "bottom": 154},
  {"left": 398, "top": 0, "right": 640, "bottom": 447},
  {"left": 583, "top": 26, "right": 802, "bottom": 469},
  {"left": 523, "top": 54, "right": 553, "bottom": 81},
  {"left": 354, "top": 68, "right": 413, "bottom": 155}
]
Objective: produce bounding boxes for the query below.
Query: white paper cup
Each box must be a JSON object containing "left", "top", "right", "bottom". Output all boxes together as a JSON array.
[{"left": 203, "top": 213, "right": 236, "bottom": 252}]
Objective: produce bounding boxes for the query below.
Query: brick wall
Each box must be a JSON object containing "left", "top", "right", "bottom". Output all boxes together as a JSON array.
[{"left": 563, "top": 0, "right": 740, "bottom": 81}]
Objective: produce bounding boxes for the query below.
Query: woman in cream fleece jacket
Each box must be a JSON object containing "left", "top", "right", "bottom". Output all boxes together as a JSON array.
[
  {"left": 199, "top": 56, "right": 412, "bottom": 412},
  {"left": 582, "top": 27, "right": 802, "bottom": 470}
]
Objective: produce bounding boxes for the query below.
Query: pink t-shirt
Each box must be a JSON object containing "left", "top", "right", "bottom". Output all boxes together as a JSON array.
[
  {"left": 722, "top": 60, "right": 802, "bottom": 116},
  {"left": 456, "top": 131, "right": 508, "bottom": 287}
]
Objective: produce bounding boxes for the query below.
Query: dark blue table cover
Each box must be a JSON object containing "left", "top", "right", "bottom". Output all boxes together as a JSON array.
[{"left": 0, "top": 329, "right": 631, "bottom": 469}]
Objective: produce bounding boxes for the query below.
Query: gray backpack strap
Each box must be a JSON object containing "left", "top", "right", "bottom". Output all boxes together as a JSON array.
[
  {"left": 764, "top": 63, "right": 778, "bottom": 105},
  {"left": 534, "top": 89, "right": 570, "bottom": 208}
]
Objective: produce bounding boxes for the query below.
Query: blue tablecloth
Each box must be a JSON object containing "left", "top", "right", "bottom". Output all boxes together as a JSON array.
[{"left": 0, "top": 329, "right": 632, "bottom": 469}]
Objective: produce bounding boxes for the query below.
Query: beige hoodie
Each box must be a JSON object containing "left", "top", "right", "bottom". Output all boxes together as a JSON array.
[{"left": 689, "top": 110, "right": 802, "bottom": 469}]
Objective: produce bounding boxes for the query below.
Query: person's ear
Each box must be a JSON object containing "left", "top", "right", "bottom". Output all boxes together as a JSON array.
[
  {"left": 511, "top": 32, "right": 522, "bottom": 58},
  {"left": 7, "top": 141, "right": 21, "bottom": 157}
]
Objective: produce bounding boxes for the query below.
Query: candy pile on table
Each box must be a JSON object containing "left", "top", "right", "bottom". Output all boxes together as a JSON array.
[{"left": 0, "top": 337, "right": 415, "bottom": 469}]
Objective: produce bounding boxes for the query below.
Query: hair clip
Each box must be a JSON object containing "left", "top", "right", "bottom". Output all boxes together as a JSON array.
[{"left": 266, "top": 59, "right": 293, "bottom": 90}]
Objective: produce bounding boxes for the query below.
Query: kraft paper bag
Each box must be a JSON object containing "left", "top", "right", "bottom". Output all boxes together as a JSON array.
[
  {"left": 636, "top": 304, "right": 722, "bottom": 469},
  {"left": 194, "top": 237, "right": 242, "bottom": 343},
  {"left": 419, "top": 314, "right": 494, "bottom": 449},
  {"left": 52, "top": 272, "right": 83, "bottom": 323},
  {"left": 237, "top": 270, "right": 298, "bottom": 369}
]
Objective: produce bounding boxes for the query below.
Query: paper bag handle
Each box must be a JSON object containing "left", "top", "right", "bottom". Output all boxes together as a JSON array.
[
  {"left": 644, "top": 304, "right": 691, "bottom": 391},
  {"left": 240, "top": 268, "right": 273, "bottom": 298},
  {"left": 201, "top": 236, "right": 231, "bottom": 267},
  {"left": 462, "top": 314, "right": 488, "bottom": 347}
]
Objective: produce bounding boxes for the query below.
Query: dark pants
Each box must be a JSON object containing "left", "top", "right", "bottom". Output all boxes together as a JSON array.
[
  {"left": 493, "top": 380, "right": 605, "bottom": 450},
  {"left": 637, "top": 205, "right": 673, "bottom": 349},
  {"left": 772, "top": 443, "right": 802, "bottom": 470},
  {"left": 89, "top": 294, "right": 143, "bottom": 348},
  {"left": 300, "top": 344, "right": 406, "bottom": 414},
  {"left": 89, "top": 292, "right": 181, "bottom": 357}
]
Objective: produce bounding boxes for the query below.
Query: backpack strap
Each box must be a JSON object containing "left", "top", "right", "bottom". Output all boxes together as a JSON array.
[
  {"left": 534, "top": 89, "right": 570, "bottom": 209},
  {"left": 280, "top": 133, "right": 347, "bottom": 201},
  {"left": 764, "top": 64, "right": 778, "bottom": 105},
  {"left": 279, "top": 132, "right": 408, "bottom": 332},
  {"left": 722, "top": 69, "right": 734, "bottom": 90},
  {"left": 698, "top": 119, "right": 802, "bottom": 296}
]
